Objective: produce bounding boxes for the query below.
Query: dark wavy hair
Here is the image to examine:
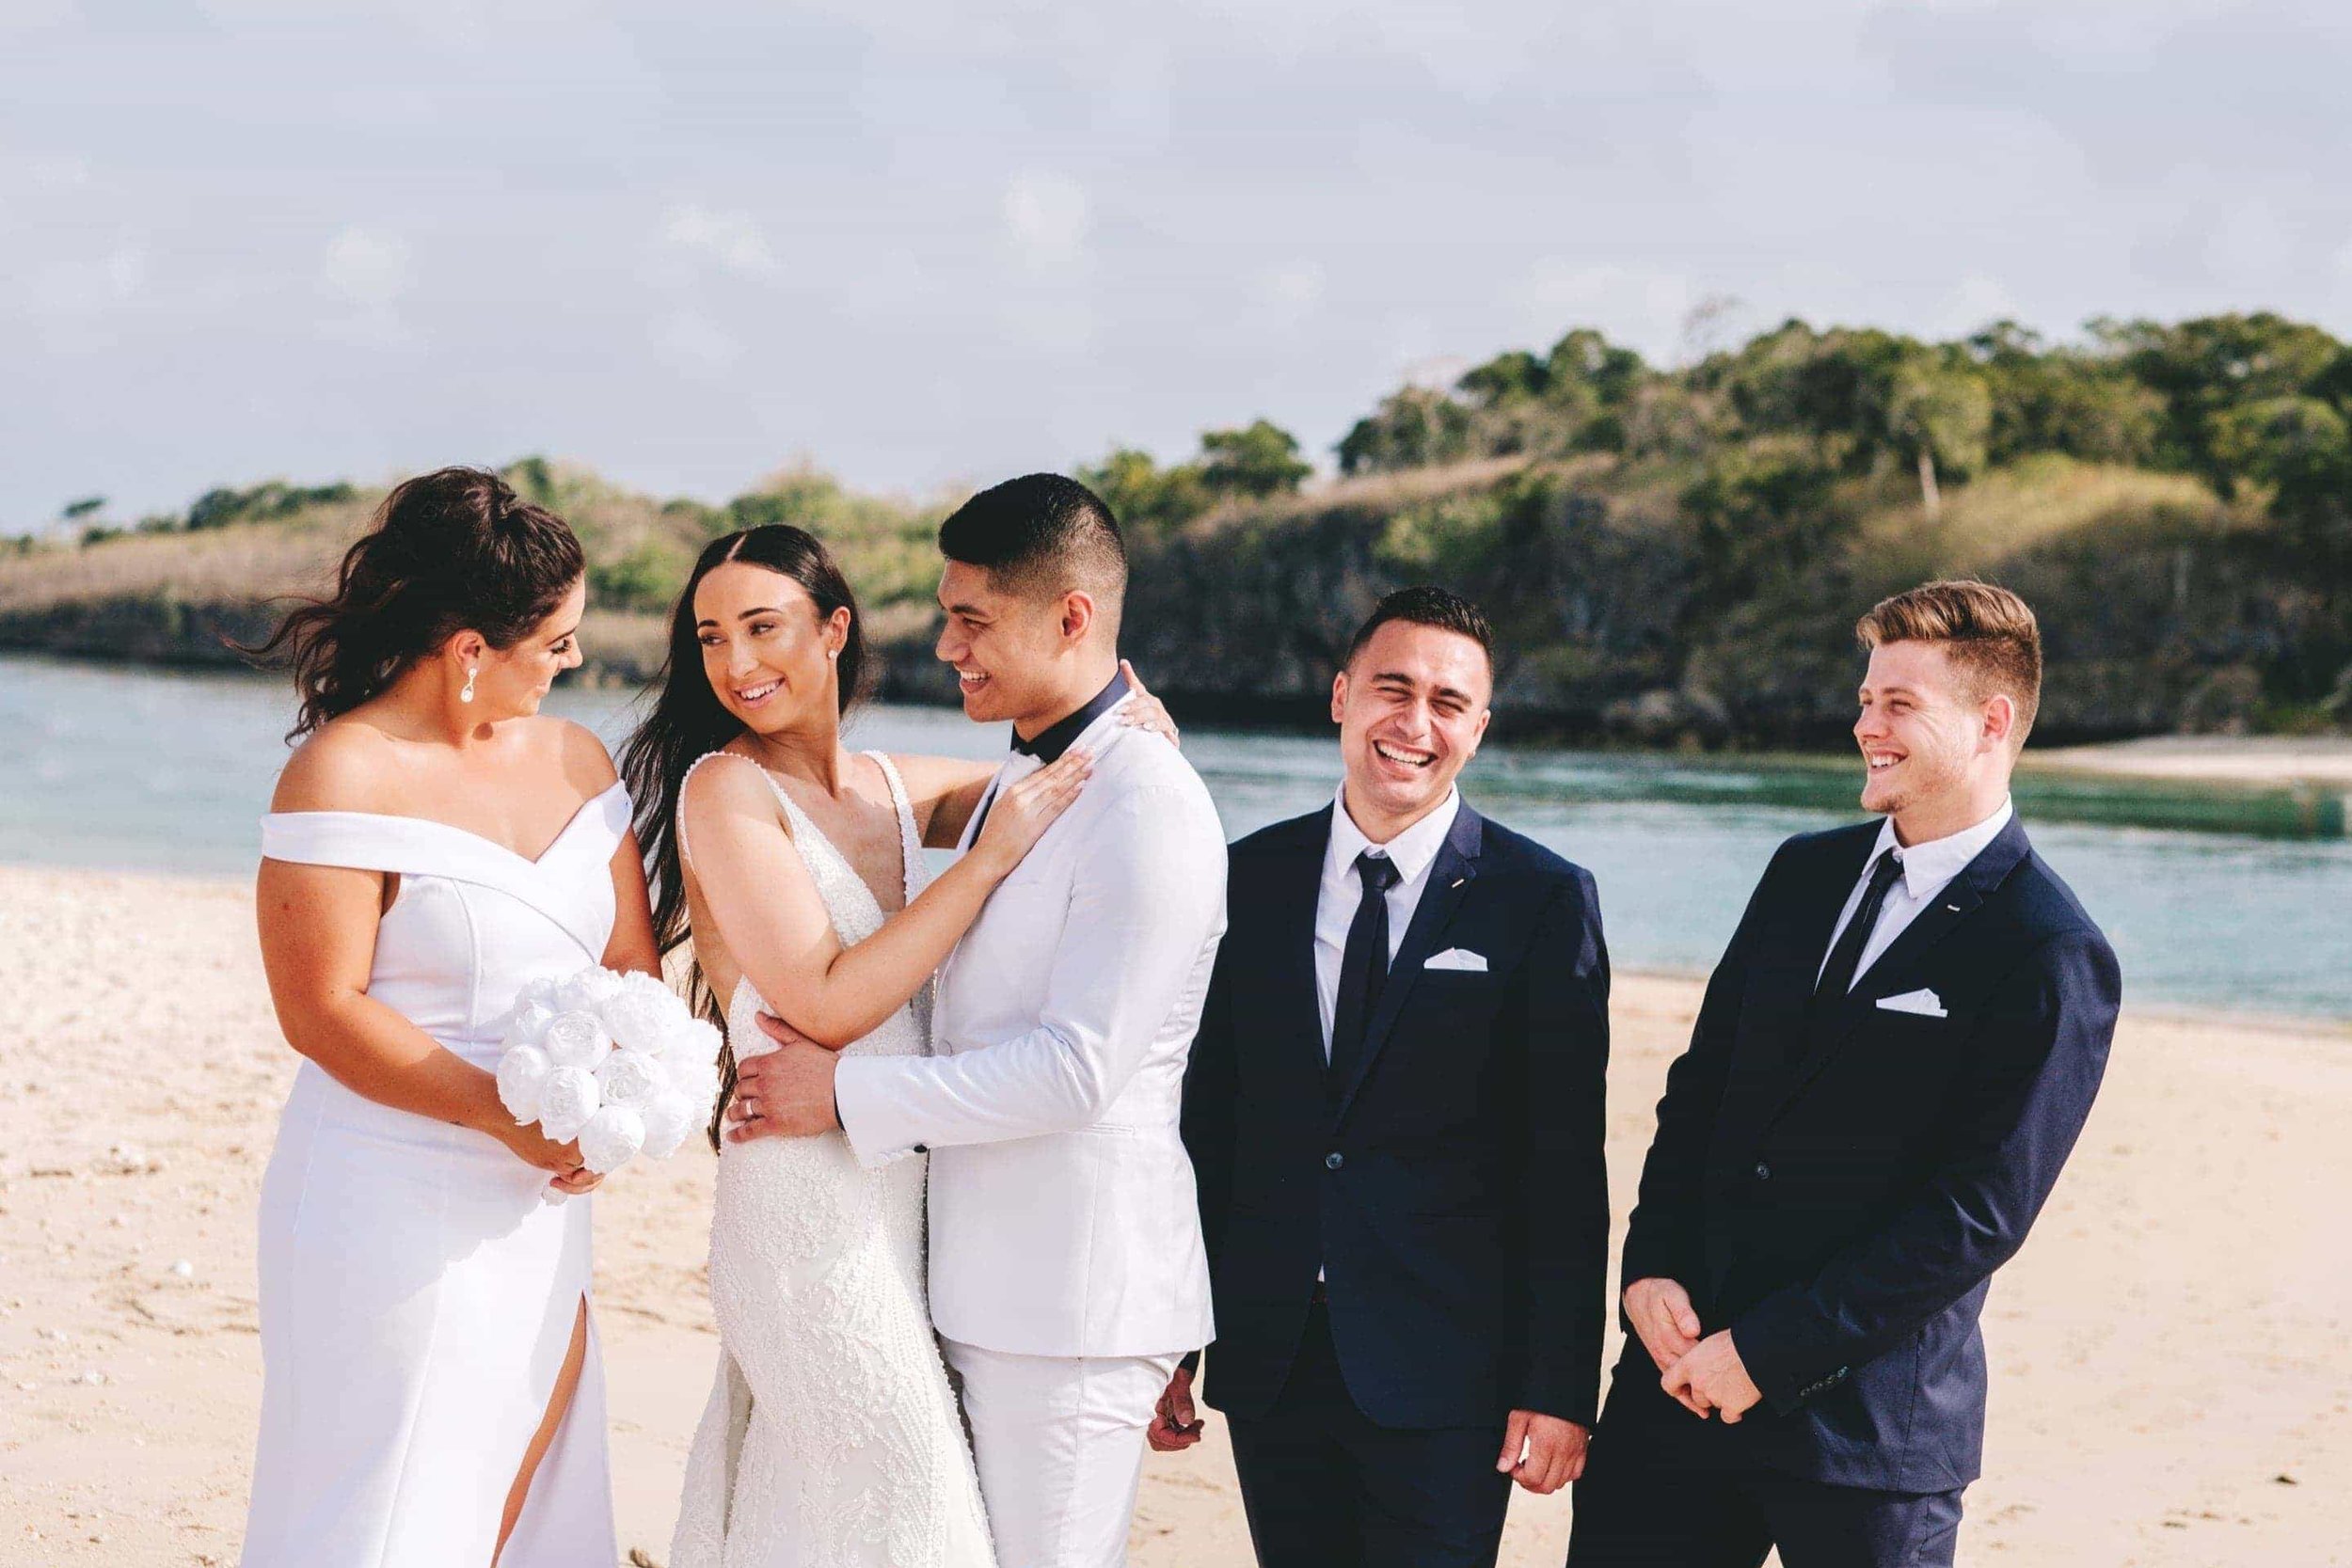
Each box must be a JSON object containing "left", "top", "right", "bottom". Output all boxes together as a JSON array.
[
  {"left": 617, "top": 525, "right": 868, "bottom": 1146},
  {"left": 242, "top": 467, "right": 584, "bottom": 739}
]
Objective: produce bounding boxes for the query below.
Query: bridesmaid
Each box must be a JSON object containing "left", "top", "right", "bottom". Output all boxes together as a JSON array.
[{"left": 240, "top": 467, "right": 658, "bottom": 1567}]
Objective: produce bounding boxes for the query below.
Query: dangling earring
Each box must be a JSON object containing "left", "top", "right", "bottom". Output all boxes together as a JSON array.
[{"left": 460, "top": 666, "right": 478, "bottom": 704}]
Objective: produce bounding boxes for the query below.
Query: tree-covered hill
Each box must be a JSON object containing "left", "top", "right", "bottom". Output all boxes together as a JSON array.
[{"left": 6, "top": 311, "right": 2346, "bottom": 745}]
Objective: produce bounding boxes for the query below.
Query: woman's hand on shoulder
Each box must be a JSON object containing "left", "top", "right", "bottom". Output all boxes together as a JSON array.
[
  {"left": 1116, "top": 660, "right": 1181, "bottom": 749},
  {"left": 969, "top": 747, "right": 1093, "bottom": 876}
]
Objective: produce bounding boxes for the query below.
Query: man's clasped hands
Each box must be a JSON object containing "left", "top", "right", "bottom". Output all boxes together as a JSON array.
[{"left": 1622, "top": 1275, "right": 1765, "bottom": 1423}]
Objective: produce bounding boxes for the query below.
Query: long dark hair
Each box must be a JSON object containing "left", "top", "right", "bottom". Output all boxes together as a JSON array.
[
  {"left": 243, "top": 467, "right": 583, "bottom": 738},
  {"left": 617, "top": 525, "right": 868, "bottom": 1145}
]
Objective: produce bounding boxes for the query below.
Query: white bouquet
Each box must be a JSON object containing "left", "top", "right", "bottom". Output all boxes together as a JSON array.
[{"left": 493, "top": 967, "right": 722, "bottom": 1192}]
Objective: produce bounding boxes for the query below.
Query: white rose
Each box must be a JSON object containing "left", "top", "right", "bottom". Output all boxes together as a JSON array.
[
  {"left": 515, "top": 976, "right": 564, "bottom": 1014},
  {"left": 598, "top": 987, "right": 678, "bottom": 1055},
  {"left": 578, "top": 1105, "right": 646, "bottom": 1175},
  {"left": 661, "top": 1018, "right": 723, "bottom": 1072},
  {"left": 496, "top": 1044, "right": 552, "bottom": 1123},
  {"left": 667, "top": 1057, "right": 722, "bottom": 1115},
  {"left": 541, "top": 1010, "right": 613, "bottom": 1070},
  {"left": 537, "top": 1065, "right": 602, "bottom": 1143},
  {"left": 637, "top": 1092, "right": 701, "bottom": 1160},
  {"left": 596, "top": 1048, "right": 666, "bottom": 1112},
  {"left": 555, "top": 967, "right": 626, "bottom": 1016},
  {"left": 501, "top": 997, "right": 559, "bottom": 1050}
]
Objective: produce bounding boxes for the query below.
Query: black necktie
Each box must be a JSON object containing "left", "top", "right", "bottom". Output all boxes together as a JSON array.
[
  {"left": 1328, "top": 851, "right": 1403, "bottom": 1093},
  {"left": 1814, "top": 848, "right": 1904, "bottom": 1008}
]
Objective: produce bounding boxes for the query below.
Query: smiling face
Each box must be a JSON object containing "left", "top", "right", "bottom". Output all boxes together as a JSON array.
[
  {"left": 1331, "top": 618, "right": 1492, "bottom": 837},
  {"left": 1854, "top": 639, "right": 2018, "bottom": 839},
  {"left": 693, "top": 561, "right": 848, "bottom": 738},
  {"left": 932, "top": 559, "right": 1085, "bottom": 726},
  {"left": 463, "top": 577, "right": 585, "bottom": 719}
]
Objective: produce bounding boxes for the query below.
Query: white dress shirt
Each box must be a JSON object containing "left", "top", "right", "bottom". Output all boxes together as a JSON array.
[
  {"left": 832, "top": 696, "right": 1229, "bottom": 1358},
  {"left": 1315, "top": 785, "right": 1462, "bottom": 1059},
  {"left": 1819, "top": 797, "right": 2015, "bottom": 990}
]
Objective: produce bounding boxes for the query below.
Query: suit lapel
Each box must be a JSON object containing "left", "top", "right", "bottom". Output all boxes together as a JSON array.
[
  {"left": 1708, "top": 828, "right": 1877, "bottom": 1174},
  {"left": 1269, "top": 807, "right": 1335, "bottom": 1086},
  {"left": 1766, "top": 816, "right": 2034, "bottom": 1121},
  {"left": 1331, "top": 803, "right": 1484, "bottom": 1125}
]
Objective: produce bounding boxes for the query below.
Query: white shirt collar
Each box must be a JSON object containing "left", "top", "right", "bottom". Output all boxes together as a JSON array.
[
  {"left": 1327, "top": 784, "right": 1460, "bottom": 886},
  {"left": 1870, "top": 795, "right": 2015, "bottom": 897}
]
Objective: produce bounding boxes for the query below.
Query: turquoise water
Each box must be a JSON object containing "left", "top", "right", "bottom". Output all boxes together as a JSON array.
[{"left": 4, "top": 654, "right": 2348, "bottom": 1018}]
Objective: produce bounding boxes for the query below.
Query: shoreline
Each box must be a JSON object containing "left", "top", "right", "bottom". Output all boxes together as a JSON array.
[
  {"left": 5, "top": 649, "right": 2347, "bottom": 791},
  {"left": 3, "top": 863, "right": 2350, "bottom": 1566},
  {"left": 6, "top": 861, "right": 2349, "bottom": 1032}
]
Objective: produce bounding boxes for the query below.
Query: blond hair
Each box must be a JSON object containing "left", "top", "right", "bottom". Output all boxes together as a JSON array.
[{"left": 1856, "top": 579, "right": 2042, "bottom": 742}]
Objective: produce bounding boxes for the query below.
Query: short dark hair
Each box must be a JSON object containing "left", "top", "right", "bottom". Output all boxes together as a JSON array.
[
  {"left": 938, "top": 473, "right": 1127, "bottom": 620},
  {"left": 1343, "top": 585, "right": 1494, "bottom": 673}
]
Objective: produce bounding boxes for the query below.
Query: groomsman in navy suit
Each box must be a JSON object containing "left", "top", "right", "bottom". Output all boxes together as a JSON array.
[
  {"left": 1569, "top": 580, "right": 2122, "bottom": 1568},
  {"left": 1156, "top": 587, "right": 1613, "bottom": 1567}
]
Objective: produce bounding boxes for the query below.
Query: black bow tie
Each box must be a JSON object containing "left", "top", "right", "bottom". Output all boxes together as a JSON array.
[{"left": 1010, "top": 671, "right": 1130, "bottom": 764}]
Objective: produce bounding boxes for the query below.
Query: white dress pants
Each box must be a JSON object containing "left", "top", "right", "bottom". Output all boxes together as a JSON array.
[{"left": 945, "top": 1338, "right": 1183, "bottom": 1568}]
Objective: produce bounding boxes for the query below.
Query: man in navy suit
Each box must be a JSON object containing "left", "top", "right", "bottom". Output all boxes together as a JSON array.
[
  {"left": 1568, "top": 580, "right": 2122, "bottom": 1568},
  {"left": 1155, "top": 586, "right": 1613, "bottom": 1567}
]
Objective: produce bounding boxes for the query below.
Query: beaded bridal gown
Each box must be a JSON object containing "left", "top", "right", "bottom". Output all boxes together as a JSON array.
[{"left": 670, "top": 751, "right": 994, "bottom": 1568}]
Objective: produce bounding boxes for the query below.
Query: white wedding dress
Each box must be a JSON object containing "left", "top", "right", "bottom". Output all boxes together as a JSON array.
[
  {"left": 671, "top": 751, "right": 995, "bottom": 1568},
  {"left": 244, "top": 782, "right": 631, "bottom": 1568}
]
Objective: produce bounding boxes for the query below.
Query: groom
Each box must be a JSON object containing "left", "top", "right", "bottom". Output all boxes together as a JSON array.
[
  {"left": 1568, "top": 580, "right": 2121, "bottom": 1567},
  {"left": 732, "top": 472, "right": 1228, "bottom": 1568}
]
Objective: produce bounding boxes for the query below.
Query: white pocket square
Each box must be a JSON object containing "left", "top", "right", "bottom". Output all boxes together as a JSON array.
[
  {"left": 1875, "top": 988, "right": 1948, "bottom": 1018},
  {"left": 1424, "top": 947, "right": 1487, "bottom": 973}
]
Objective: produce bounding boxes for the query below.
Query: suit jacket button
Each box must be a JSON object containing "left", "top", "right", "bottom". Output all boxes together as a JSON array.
[
  {"left": 1753, "top": 1161, "right": 1772, "bottom": 1181},
  {"left": 1325, "top": 1151, "right": 1344, "bottom": 1171}
]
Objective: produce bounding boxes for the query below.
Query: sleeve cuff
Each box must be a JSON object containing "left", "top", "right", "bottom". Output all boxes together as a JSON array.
[
  {"left": 833, "top": 1056, "right": 925, "bottom": 1169},
  {"left": 1730, "top": 1291, "right": 1851, "bottom": 1417}
]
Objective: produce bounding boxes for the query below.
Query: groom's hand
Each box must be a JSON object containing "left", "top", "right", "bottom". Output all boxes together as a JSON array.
[
  {"left": 1147, "top": 1364, "right": 1203, "bottom": 1451},
  {"left": 1661, "top": 1329, "right": 1763, "bottom": 1423},
  {"left": 725, "top": 1019, "right": 842, "bottom": 1141}
]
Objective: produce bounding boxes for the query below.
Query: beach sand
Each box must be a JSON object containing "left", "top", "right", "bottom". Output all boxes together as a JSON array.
[{"left": 2, "top": 865, "right": 2346, "bottom": 1567}]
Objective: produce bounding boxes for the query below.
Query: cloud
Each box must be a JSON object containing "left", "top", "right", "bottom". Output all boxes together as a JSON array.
[
  {"left": 1001, "top": 170, "right": 1089, "bottom": 273},
  {"left": 318, "top": 225, "right": 411, "bottom": 349},
  {"left": 660, "top": 203, "right": 782, "bottom": 282},
  {"left": 320, "top": 226, "right": 409, "bottom": 308},
  {"left": 649, "top": 309, "right": 742, "bottom": 374},
  {"left": 1257, "top": 259, "right": 1326, "bottom": 313}
]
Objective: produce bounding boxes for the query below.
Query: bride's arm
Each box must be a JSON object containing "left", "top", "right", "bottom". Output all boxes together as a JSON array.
[
  {"left": 889, "top": 754, "right": 1000, "bottom": 851},
  {"left": 681, "top": 751, "right": 1092, "bottom": 1047}
]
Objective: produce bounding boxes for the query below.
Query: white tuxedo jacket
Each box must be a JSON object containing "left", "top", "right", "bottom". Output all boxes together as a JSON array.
[{"left": 834, "top": 702, "right": 1228, "bottom": 1357}]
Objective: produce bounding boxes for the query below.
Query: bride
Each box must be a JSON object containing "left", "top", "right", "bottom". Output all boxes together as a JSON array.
[{"left": 620, "top": 524, "right": 1173, "bottom": 1567}]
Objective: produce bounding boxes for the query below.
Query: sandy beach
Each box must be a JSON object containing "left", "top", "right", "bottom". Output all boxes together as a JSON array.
[
  {"left": 2031, "top": 735, "right": 2352, "bottom": 789},
  {"left": 2, "top": 864, "right": 2347, "bottom": 1567}
]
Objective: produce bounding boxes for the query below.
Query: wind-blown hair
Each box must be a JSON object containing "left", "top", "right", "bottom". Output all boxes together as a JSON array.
[
  {"left": 617, "top": 525, "right": 867, "bottom": 1146},
  {"left": 243, "top": 467, "right": 582, "bottom": 740}
]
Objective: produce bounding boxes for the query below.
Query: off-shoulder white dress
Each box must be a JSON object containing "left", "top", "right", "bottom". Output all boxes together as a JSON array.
[
  {"left": 241, "top": 783, "right": 631, "bottom": 1568},
  {"left": 669, "top": 751, "right": 993, "bottom": 1568}
]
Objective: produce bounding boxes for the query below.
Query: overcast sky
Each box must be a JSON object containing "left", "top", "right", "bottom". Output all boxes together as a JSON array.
[{"left": 5, "top": 0, "right": 2349, "bottom": 529}]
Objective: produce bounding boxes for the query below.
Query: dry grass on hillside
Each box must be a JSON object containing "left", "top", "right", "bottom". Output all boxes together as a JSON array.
[{"left": 0, "top": 509, "right": 367, "bottom": 612}]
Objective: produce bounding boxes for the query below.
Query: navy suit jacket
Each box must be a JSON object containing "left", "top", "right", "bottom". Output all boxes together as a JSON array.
[
  {"left": 1183, "top": 801, "right": 1612, "bottom": 1430},
  {"left": 1611, "top": 815, "right": 2120, "bottom": 1491}
]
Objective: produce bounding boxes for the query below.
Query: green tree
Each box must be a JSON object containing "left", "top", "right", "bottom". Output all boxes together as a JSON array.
[
  {"left": 1074, "top": 448, "right": 1207, "bottom": 532},
  {"left": 61, "top": 496, "right": 104, "bottom": 520},
  {"left": 1336, "top": 387, "right": 1473, "bottom": 474},
  {"left": 1199, "top": 420, "right": 1311, "bottom": 498},
  {"left": 1885, "top": 354, "right": 1993, "bottom": 515}
]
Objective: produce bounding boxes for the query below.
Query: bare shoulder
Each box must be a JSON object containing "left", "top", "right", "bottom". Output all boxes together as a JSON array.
[
  {"left": 270, "top": 720, "right": 399, "bottom": 813},
  {"left": 679, "top": 748, "right": 782, "bottom": 828},
  {"left": 524, "top": 715, "right": 619, "bottom": 792}
]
